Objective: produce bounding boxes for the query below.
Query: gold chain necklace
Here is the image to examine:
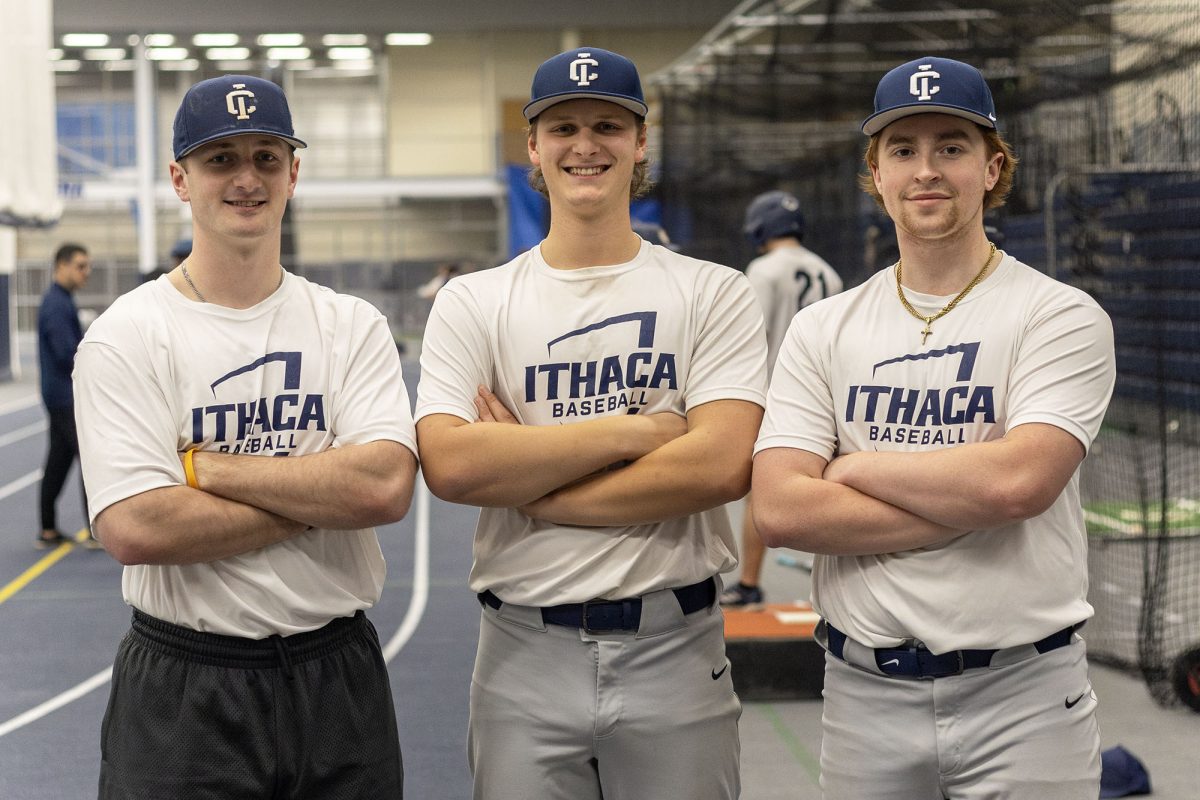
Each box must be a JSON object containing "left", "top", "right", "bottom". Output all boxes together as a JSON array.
[{"left": 895, "top": 242, "right": 996, "bottom": 345}]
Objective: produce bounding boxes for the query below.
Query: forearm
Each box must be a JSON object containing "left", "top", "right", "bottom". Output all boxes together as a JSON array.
[
  {"left": 192, "top": 440, "right": 416, "bottom": 530},
  {"left": 521, "top": 400, "right": 761, "bottom": 526},
  {"left": 417, "top": 414, "right": 676, "bottom": 508},
  {"left": 827, "top": 425, "right": 1083, "bottom": 530},
  {"left": 751, "top": 468, "right": 962, "bottom": 555},
  {"left": 95, "top": 486, "right": 307, "bottom": 565}
]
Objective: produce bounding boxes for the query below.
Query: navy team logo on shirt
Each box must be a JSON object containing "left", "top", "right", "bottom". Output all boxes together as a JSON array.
[
  {"left": 845, "top": 341, "right": 995, "bottom": 446},
  {"left": 190, "top": 351, "right": 326, "bottom": 455},
  {"left": 523, "top": 311, "right": 678, "bottom": 419}
]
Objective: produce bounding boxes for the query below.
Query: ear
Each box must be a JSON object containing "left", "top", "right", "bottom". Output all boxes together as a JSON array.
[
  {"left": 527, "top": 127, "right": 541, "bottom": 168},
  {"left": 984, "top": 150, "right": 1003, "bottom": 192},
  {"left": 287, "top": 155, "right": 300, "bottom": 199},
  {"left": 635, "top": 123, "right": 648, "bottom": 163},
  {"left": 169, "top": 161, "right": 189, "bottom": 202},
  {"left": 869, "top": 159, "right": 882, "bottom": 193}
]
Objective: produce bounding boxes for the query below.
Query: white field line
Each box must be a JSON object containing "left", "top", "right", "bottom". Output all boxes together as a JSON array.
[{"left": 0, "top": 475, "right": 432, "bottom": 737}]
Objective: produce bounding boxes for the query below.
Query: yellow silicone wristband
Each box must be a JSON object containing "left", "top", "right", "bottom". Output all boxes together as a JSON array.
[{"left": 183, "top": 448, "right": 200, "bottom": 489}]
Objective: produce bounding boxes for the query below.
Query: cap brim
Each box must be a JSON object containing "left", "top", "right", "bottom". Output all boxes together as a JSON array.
[
  {"left": 176, "top": 130, "right": 308, "bottom": 160},
  {"left": 523, "top": 92, "right": 648, "bottom": 121},
  {"left": 862, "top": 104, "right": 996, "bottom": 135}
]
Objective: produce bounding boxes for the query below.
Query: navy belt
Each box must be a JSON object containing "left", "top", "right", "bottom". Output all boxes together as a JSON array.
[
  {"left": 479, "top": 577, "right": 716, "bottom": 633},
  {"left": 825, "top": 621, "right": 1078, "bottom": 679}
]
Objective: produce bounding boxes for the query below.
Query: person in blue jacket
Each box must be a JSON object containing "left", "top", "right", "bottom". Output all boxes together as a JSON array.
[{"left": 37, "top": 243, "right": 96, "bottom": 548}]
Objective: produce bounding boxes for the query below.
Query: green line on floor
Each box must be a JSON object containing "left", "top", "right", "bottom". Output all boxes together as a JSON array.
[{"left": 757, "top": 703, "right": 821, "bottom": 784}]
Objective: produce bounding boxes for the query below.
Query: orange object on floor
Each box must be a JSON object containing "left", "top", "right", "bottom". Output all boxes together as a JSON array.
[{"left": 723, "top": 602, "right": 819, "bottom": 640}]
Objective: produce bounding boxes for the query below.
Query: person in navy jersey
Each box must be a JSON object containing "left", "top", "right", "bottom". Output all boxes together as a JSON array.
[{"left": 37, "top": 243, "right": 97, "bottom": 549}]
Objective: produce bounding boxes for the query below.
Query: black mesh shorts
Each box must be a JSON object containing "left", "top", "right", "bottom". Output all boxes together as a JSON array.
[{"left": 98, "top": 609, "right": 403, "bottom": 799}]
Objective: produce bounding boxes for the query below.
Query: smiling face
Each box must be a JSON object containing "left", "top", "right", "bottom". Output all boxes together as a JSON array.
[
  {"left": 527, "top": 99, "right": 647, "bottom": 213},
  {"left": 869, "top": 113, "right": 1004, "bottom": 245},
  {"left": 170, "top": 134, "right": 298, "bottom": 244}
]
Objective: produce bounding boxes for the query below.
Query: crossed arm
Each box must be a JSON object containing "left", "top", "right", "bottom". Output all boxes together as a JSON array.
[
  {"left": 751, "top": 422, "right": 1085, "bottom": 556},
  {"left": 417, "top": 386, "right": 762, "bottom": 525},
  {"left": 95, "top": 441, "right": 418, "bottom": 565}
]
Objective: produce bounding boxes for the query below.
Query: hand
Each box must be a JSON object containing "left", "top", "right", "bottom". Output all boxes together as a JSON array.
[{"left": 474, "top": 385, "right": 520, "bottom": 424}]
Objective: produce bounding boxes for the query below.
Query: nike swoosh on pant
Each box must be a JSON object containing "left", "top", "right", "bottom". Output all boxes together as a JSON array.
[
  {"left": 1065, "top": 692, "right": 1087, "bottom": 709},
  {"left": 711, "top": 664, "right": 729, "bottom": 680}
]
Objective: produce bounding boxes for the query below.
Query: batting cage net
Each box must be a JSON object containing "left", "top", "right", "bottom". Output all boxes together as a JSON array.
[{"left": 652, "top": 0, "right": 1200, "bottom": 708}]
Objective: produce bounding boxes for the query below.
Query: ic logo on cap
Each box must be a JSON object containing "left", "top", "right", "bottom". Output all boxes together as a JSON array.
[
  {"left": 909, "top": 64, "right": 941, "bottom": 102},
  {"left": 225, "top": 83, "right": 257, "bottom": 120},
  {"left": 569, "top": 53, "right": 600, "bottom": 87}
]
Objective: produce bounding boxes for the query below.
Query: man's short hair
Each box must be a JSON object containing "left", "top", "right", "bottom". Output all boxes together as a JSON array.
[{"left": 54, "top": 243, "right": 87, "bottom": 268}]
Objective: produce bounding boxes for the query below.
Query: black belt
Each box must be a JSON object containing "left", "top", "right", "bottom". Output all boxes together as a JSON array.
[
  {"left": 479, "top": 577, "right": 716, "bottom": 633},
  {"left": 825, "top": 621, "right": 1078, "bottom": 679}
]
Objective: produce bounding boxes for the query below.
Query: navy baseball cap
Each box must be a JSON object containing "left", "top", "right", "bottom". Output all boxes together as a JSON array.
[
  {"left": 173, "top": 75, "right": 307, "bottom": 160},
  {"left": 1099, "top": 745, "right": 1151, "bottom": 798},
  {"left": 523, "top": 47, "right": 648, "bottom": 121},
  {"left": 862, "top": 56, "right": 997, "bottom": 136}
]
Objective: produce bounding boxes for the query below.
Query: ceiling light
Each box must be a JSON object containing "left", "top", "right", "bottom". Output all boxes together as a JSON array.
[
  {"left": 333, "top": 60, "right": 375, "bottom": 71},
  {"left": 258, "top": 34, "right": 305, "bottom": 47},
  {"left": 385, "top": 33, "right": 432, "bottom": 46},
  {"left": 323, "top": 34, "right": 368, "bottom": 46},
  {"left": 192, "top": 33, "right": 239, "bottom": 47},
  {"left": 83, "top": 48, "right": 127, "bottom": 61},
  {"left": 53, "top": 59, "right": 82, "bottom": 72},
  {"left": 48, "top": 48, "right": 64, "bottom": 60},
  {"left": 147, "top": 48, "right": 190, "bottom": 61},
  {"left": 216, "top": 60, "right": 255, "bottom": 71},
  {"left": 207, "top": 47, "right": 251, "bottom": 60},
  {"left": 160, "top": 59, "right": 201, "bottom": 72},
  {"left": 102, "top": 61, "right": 136, "bottom": 72},
  {"left": 63, "top": 33, "right": 109, "bottom": 47},
  {"left": 144, "top": 34, "right": 175, "bottom": 47},
  {"left": 328, "top": 47, "right": 373, "bottom": 60},
  {"left": 266, "top": 47, "right": 311, "bottom": 60}
]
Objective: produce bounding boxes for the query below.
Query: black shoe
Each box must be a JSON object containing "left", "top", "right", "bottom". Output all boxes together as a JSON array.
[
  {"left": 36, "top": 531, "right": 70, "bottom": 549},
  {"left": 719, "top": 583, "right": 765, "bottom": 608}
]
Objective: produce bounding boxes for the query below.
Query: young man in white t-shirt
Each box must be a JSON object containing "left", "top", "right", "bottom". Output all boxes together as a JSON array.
[
  {"left": 720, "top": 190, "right": 842, "bottom": 607},
  {"left": 753, "top": 57, "right": 1115, "bottom": 798},
  {"left": 75, "top": 75, "right": 418, "bottom": 799},
  {"left": 416, "top": 47, "right": 767, "bottom": 800}
]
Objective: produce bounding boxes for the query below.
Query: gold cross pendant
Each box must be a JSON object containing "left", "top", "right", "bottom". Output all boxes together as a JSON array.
[{"left": 920, "top": 324, "right": 932, "bottom": 345}]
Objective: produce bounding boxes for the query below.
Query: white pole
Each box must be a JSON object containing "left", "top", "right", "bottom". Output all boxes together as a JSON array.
[{"left": 134, "top": 37, "right": 158, "bottom": 276}]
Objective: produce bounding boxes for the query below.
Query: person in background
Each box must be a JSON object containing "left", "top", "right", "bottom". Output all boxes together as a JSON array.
[
  {"left": 37, "top": 243, "right": 98, "bottom": 549},
  {"left": 720, "top": 190, "right": 842, "bottom": 607}
]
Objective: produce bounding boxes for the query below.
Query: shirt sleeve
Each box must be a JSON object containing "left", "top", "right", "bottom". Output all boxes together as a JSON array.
[
  {"left": 74, "top": 335, "right": 184, "bottom": 524},
  {"left": 1005, "top": 295, "right": 1116, "bottom": 452},
  {"left": 414, "top": 283, "right": 494, "bottom": 423},
  {"left": 684, "top": 269, "right": 769, "bottom": 410},
  {"left": 330, "top": 304, "right": 418, "bottom": 458},
  {"left": 755, "top": 307, "right": 839, "bottom": 460}
]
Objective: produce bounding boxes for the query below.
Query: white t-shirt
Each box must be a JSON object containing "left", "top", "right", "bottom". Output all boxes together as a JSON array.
[
  {"left": 745, "top": 244, "right": 842, "bottom": 373},
  {"left": 74, "top": 273, "right": 418, "bottom": 638},
  {"left": 416, "top": 240, "right": 768, "bottom": 606},
  {"left": 756, "top": 253, "right": 1115, "bottom": 652}
]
